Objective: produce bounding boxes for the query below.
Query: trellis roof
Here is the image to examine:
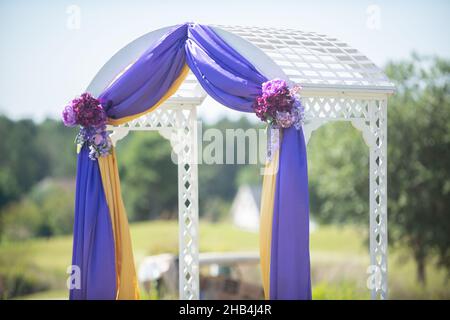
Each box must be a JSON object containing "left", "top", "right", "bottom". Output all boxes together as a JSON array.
[
  {"left": 88, "top": 24, "right": 395, "bottom": 100},
  {"left": 218, "top": 25, "right": 395, "bottom": 93}
]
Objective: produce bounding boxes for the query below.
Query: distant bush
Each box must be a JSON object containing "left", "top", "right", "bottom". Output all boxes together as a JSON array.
[
  {"left": 0, "top": 265, "right": 52, "bottom": 299},
  {"left": 0, "top": 248, "right": 54, "bottom": 299},
  {"left": 1, "top": 178, "right": 75, "bottom": 241},
  {"left": 201, "top": 197, "right": 231, "bottom": 222}
]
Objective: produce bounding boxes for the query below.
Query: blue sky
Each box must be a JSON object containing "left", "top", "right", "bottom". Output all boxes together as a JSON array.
[{"left": 0, "top": 0, "right": 449, "bottom": 122}]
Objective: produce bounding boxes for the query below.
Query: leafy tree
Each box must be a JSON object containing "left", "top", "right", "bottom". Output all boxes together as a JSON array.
[
  {"left": 0, "top": 116, "right": 51, "bottom": 239},
  {"left": 385, "top": 54, "right": 450, "bottom": 284},
  {"left": 307, "top": 122, "right": 369, "bottom": 224},
  {"left": 0, "top": 117, "right": 49, "bottom": 207},
  {"left": 117, "top": 132, "right": 178, "bottom": 221},
  {"left": 307, "top": 54, "right": 450, "bottom": 284},
  {"left": 1, "top": 178, "right": 75, "bottom": 241},
  {"left": 35, "top": 119, "right": 78, "bottom": 178}
]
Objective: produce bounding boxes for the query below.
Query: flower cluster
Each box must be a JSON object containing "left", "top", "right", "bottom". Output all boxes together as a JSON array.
[
  {"left": 75, "top": 125, "right": 112, "bottom": 160},
  {"left": 62, "top": 93, "right": 112, "bottom": 160},
  {"left": 253, "top": 79, "right": 304, "bottom": 130}
]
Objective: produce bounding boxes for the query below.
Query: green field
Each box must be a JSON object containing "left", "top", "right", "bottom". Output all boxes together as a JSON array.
[{"left": 0, "top": 221, "right": 448, "bottom": 299}]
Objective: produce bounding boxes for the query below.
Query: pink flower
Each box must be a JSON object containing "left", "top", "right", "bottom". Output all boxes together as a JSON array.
[
  {"left": 262, "top": 78, "right": 288, "bottom": 96},
  {"left": 65, "top": 92, "right": 107, "bottom": 128},
  {"left": 253, "top": 78, "right": 295, "bottom": 123},
  {"left": 62, "top": 105, "right": 77, "bottom": 127},
  {"left": 93, "top": 133, "right": 104, "bottom": 145},
  {"left": 253, "top": 79, "right": 304, "bottom": 130},
  {"left": 276, "top": 111, "right": 297, "bottom": 128}
]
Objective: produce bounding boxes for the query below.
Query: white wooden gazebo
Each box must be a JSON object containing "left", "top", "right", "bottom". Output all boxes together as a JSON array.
[{"left": 87, "top": 25, "right": 395, "bottom": 300}]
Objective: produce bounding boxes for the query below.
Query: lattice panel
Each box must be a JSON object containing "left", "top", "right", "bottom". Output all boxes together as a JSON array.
[
  {"left": 174, "top": 107, "right": 199, "bottom": 300},
  {"left": 303, "top": 96, "right": 370, "bottom": 120},
  {"left": 218, "top": 25, "right": 395, "bottom": 90},
  {"left": 369, "top": 99, "right": 388, "bottom": 299},
  {"left": 302, "top": 96, "right": 373, "bottom": 147}
]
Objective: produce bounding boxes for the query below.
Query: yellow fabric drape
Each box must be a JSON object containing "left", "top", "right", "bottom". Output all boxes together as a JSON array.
[
  {"left": 259, "top": 149, "right": 279, "bottom": 300},
  {"left": 95, "top": 62, "right": 190, "bottom": 299},
  {"left": 98, "top": 149, "right": 140, "bottom": 300},
  {"left": 107, "top": 63, "right": 190, "bottom": 126}
]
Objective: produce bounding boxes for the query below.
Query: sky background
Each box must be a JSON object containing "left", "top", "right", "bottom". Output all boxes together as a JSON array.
[{"left": 0, "top": 0, "right": 449, "bottom": 123}]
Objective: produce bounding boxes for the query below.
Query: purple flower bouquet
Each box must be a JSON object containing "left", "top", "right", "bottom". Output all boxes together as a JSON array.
[
  {"left": 253, "top": 79, "right": 304, "bottom": 130},
  {"left": 62, "top": 93, "right": 112, "bottom": 160}
]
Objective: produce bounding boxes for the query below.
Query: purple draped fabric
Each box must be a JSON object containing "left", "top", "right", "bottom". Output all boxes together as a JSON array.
[
  {"left": 185, "top": 24, "right": 266, "bottom": 112},
  {"left": 99, "top": 24, "right": 188, "bottom": 119},
  {"left": 270, "top": 127, "right": 311, "bottom": 299},
  {"left": 72, "top": 22, "right": 311, "bottom": 300},
  {"left": 99, "top": 23, "right": 266, "bottom": 117},
  {"left": 70, "top": 146, "right": 116, "bottom": 300}
]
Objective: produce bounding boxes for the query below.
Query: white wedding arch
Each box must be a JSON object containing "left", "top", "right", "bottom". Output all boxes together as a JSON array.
[{"left": 87, "top": 25, "right": 395, "bottom": 300}]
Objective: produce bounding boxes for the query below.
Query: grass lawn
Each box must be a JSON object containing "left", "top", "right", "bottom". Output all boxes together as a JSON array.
[{"left": 0, "top": 220, "right": 448, "bottom": 299}]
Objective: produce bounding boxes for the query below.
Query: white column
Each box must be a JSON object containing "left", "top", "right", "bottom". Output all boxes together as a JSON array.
[
  {"left": 369, "top": 99, "right": 388, "bottom": 299},
  {"left": 177, "top": 106, "right": 200, "bottom": 300}
]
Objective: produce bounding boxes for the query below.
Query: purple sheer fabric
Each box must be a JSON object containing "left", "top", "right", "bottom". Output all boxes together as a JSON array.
[
  {"left": 270, "top": 127, "right": 311, "bottom": 299},
  {"left": 72, "top": 22, "right": 311, "bottom": 300},
  {"left": 70, "top": 146, "right": 116, "bottom": 300},
  {"left": 99, "top": 24, "right": 187, "bottom": 119},
  {"left": 99, "top": 23, "right": 266, "bottom": 118},
  {"left": 185, "top": 24, "right": 266, "bottom": 112}
]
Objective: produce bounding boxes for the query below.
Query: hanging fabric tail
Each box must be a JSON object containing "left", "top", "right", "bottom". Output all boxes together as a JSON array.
[
  {"left": 98, "top": 148, "right": 140, "bottom": 299},
  {"left": 260, "top": 148, "right": 279, "bottom": 299},
  {"left": 260, "top": 127, "right": 311, "bottom": 300},
  {"left": 70, "top": 145, "right": 139, "bottom": 300},
  {"left": 70, "top": 146, "right": 117, "bottom": 299}
]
